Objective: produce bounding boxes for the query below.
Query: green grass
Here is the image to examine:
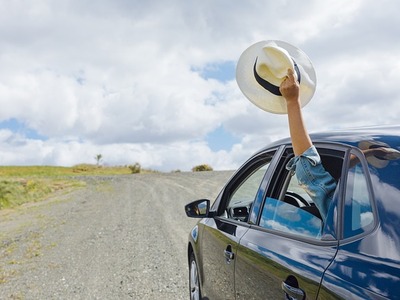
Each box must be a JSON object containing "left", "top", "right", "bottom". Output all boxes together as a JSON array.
[{"left": 0, "top": 164, "right": 156, "bottom": 210}]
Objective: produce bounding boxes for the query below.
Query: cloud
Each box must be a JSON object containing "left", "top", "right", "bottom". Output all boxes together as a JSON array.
[{"left": 0, "top": 0, "right": 399, "bottom": 171}]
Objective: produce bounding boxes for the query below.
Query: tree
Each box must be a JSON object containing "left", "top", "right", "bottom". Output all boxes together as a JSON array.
[{"left": 95, "top": 154, "right": 103, "bottom": 166}]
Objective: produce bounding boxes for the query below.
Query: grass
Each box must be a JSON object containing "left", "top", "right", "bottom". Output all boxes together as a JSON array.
[
  {"left": 0, "top": 164, "right": 133, "bottom": 177},
  {"left": 0, "top": 164, "right": 155, "bottom": 210},
  {"left": 0, "top": 178, "right": 84, "bottom": 210}
]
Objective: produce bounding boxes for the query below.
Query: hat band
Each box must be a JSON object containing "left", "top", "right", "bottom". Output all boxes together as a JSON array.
[{"left": 253, "top": 58, "right": 301, "bottom": 96}]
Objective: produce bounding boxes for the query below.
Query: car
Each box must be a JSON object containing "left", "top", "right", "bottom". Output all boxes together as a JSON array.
[{"left": 184, "top": 125, "right": 400, "bottom": 300}]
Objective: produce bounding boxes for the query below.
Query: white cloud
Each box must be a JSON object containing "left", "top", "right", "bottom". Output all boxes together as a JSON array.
[{"left": 0, "top": 0, "right": 399, "bottom": 171}]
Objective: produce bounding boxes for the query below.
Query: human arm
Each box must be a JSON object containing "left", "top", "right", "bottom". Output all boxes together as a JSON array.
[
  {"left": 279, "top": 69, "right": 312, "bottom": 156},
  {"left": 281, "top": 69, "right": 336, "bottom": 221}
]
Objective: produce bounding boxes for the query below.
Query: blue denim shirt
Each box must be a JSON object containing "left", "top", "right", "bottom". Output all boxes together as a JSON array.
[{"left": 286, "top": 146, "right": 337, "bottom": 221}]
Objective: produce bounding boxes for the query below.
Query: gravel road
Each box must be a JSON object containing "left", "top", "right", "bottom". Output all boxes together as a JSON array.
[{"left": 0, "top": 171, "right": 233, "bottom": 300}]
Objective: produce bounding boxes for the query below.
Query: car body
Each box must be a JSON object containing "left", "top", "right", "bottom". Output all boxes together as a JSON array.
[{"left": 185, "top": 125, "right": 400, "bottom": 300}]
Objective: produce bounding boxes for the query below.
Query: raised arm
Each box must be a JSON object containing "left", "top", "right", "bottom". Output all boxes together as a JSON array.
[{"left": 279, "top": 69, "right": 312, "bottom": 156}]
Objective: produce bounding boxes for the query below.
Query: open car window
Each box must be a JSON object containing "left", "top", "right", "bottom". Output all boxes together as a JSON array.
[{"left": 258, "top": 146, "right": 345, "bottom": 240}]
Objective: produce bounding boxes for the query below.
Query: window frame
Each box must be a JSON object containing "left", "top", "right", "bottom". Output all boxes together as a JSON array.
[{"left": 214, "top": 147, "right": 281, "bottom": 224}]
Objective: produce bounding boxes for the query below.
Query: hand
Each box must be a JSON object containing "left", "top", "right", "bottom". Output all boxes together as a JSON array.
[{"left": 280, "top": 69, "right": 300, "bottom": 104}]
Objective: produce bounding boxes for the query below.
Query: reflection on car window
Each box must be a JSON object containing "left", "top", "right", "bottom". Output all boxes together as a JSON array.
[
  {"left": 224, "top": 161, "right": 271, "bottom": 222},
  {"left": 344, "top": 154, "right": 374, "bottom": 238},
  {"left": 260, "top": 197, "right": 322, "bottom": 239}
]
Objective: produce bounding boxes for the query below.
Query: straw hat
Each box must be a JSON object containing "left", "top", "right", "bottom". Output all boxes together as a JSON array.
[{"left": 236, "top": 40, "right": 317, "bottom": 114}]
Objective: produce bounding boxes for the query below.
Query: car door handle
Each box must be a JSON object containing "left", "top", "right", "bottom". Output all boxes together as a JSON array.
[
  {"left": 281, "top": 275, "right": 305, "bottom": 300},
  {"left": 224, "top": 250, "right": 234, "bottom": 260}
]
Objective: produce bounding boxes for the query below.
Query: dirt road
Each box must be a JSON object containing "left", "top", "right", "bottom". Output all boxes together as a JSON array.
[{"left": 0, "top": 171, "right": 233, "bottom": 299}]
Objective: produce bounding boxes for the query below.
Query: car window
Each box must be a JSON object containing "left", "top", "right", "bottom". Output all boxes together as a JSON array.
[
  {"left": 258, "top": 147, "right": 344, "bottom": 240},
  {"left": 286, "top": 176, "right": 314, "bottom": 207},
  {"left": 222, "top": 158, "right": 272, "bottom": 222},
  {"left": 343, "top": 152, "right": 375, "bottom": 238},
  {"left": 260, "top": 197, "right": 322, "bottom": 238}
]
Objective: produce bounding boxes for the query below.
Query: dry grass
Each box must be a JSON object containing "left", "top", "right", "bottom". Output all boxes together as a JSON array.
[
  {"left": 0, "top": 165, "right": 157, "bottom": 210},
  {"left": 0, "top": 165, "right": 133, "bottom": 177}
]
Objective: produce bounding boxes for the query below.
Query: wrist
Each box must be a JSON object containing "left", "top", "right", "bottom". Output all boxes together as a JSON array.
[{"left": 285, "top": 98, "right": 301, "bottom": 108}]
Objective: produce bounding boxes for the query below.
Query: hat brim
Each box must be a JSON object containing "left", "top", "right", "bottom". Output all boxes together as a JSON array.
[
  {"left": 358, "top": 140, "right": 400, "bottom": 168},
  {"left": 236, "top": 40, "right": 317, "bottom": 114}
]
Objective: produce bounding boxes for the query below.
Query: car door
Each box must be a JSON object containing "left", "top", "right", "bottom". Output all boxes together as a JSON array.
[
  {"left": 199, "top": 149, "right": 279, "bottom": 300},
  {"left": 234, "top": 145, "right": 345, "bottom": 300}
]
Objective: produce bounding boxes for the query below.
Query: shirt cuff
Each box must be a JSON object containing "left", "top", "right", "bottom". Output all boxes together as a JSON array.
[{"left": 286, "top": 145, "right": 321, "bottom": 172}]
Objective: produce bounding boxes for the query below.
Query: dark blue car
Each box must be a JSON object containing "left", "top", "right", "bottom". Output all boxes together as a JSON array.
[{"left": 185, "top": 125, "right": 400, "bottom": 300}]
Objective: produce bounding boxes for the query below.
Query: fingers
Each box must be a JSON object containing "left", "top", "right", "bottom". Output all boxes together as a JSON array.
[
  {"left": 286, "top": 68, "right": 295, "bottom": 81},
  {"left": 280, "top": 68, "right": 300, "bottom": 102},
  {"left": 281, "top": 69, "right": 295, "bottom": 87}
]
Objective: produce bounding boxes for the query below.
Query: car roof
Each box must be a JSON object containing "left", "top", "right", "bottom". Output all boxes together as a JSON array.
[{"left": 262, "top": 125, "right": 400, "bottom": 151}]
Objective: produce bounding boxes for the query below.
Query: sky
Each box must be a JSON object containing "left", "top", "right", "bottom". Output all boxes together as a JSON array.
[{"left": 0, "top": 0, "right": 399, "bottom": 171}]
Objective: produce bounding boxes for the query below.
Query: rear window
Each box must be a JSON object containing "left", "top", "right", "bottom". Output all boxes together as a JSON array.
[
  {"left": 362, "top": 143, "right": 400, "bottom": 248},
  {"left": 343, "top": 153, "right": 375, "bottom": 238}
]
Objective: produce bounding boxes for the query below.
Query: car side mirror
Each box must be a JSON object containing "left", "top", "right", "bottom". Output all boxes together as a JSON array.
[{"left": 185, "top": 199, "right": 212, "bottom": 218}]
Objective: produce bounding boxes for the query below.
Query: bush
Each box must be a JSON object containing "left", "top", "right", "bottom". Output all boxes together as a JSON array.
[
  {"left": 129, "top": 163, "right": 141, "bottom": 174},
  {"left": 192, "top": 164, "right": 213, "bottom": 172}
]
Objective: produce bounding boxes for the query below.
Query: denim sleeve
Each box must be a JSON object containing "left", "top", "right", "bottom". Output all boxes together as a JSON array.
[{"left": 286, "top": 146, "right": 337, "bottom": 221}]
